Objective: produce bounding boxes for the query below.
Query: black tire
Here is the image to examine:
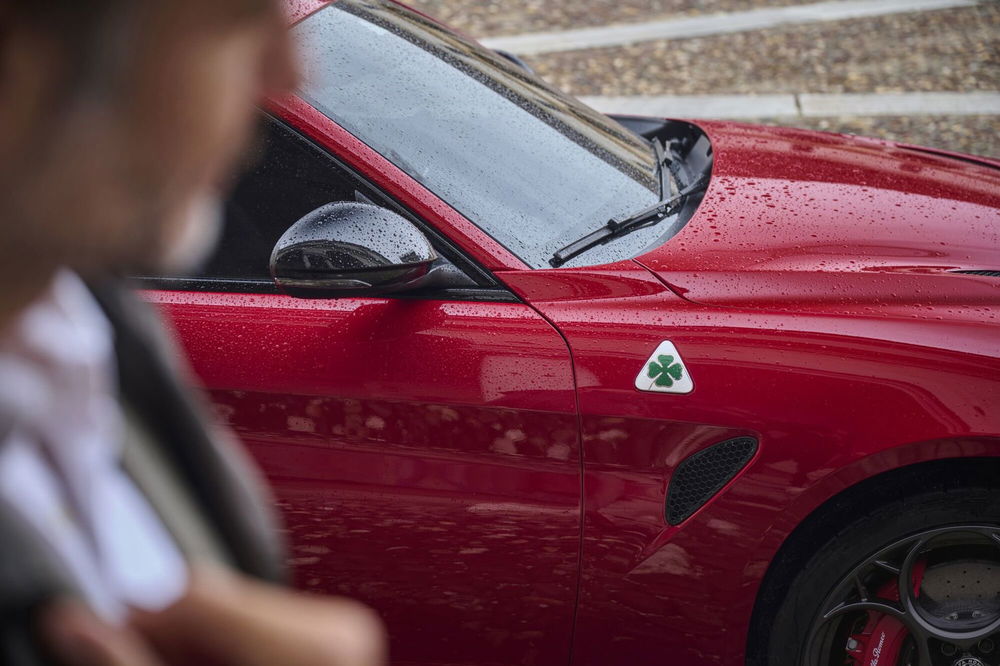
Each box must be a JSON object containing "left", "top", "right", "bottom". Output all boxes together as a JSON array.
[{"left": 765, "top": 484, "right": 1000, "bottom": 666}]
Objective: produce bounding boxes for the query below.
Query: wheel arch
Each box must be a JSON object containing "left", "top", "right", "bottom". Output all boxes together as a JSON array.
[{"left": 744, "top": 440, "right": 1000, "bottom": 665}]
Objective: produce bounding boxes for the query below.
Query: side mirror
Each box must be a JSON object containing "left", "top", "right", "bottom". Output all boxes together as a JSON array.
[{"left": 270, "top": 202, "right": 439, "bottom": 298}]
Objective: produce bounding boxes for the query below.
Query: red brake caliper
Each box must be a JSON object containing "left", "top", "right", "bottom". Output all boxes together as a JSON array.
[{"left": 845, "top": 560, "right": 927, "bottom": 666}]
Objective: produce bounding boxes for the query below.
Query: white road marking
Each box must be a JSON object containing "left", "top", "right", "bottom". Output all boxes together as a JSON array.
[
  {"left": 581, "top": 94, "right": 800, "bottom": 119},
  {"left": 481, "top": 0, "right": 982, "bottom": 55},
  {"left": 799, "top": 92, "right": 1000, "bottom": 117},
  {"left": 579, "top": 91, "right": 1000, "bottom": 119}
]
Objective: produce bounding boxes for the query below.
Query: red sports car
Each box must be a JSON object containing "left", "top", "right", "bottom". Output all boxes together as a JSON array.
[{"left": 143, "top": 1, "right": 1000, "bottom": 664}]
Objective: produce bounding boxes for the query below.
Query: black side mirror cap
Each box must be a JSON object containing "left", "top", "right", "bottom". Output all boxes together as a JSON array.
[{"left": 270, "top": 202, "right": 439, "bottom": 298}]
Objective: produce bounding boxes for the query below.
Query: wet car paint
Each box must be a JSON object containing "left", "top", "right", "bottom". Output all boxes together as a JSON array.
[
  {"left": 151, "top": 290, "right": 581, "bottom": 665},
  {"left": 148, "top": 3, "right": 1000, "bottom": 663},
  {"left": 636, "top": 121, "right": 1000, "bottom": 315},
  {"left": 285, "top": 0, "right": 332, "bottom": 24},
  {"left": 498, "top": 264, "right": 999, "bottom": 664},
  {"left": 154, "top": 240, "right": 999, "bottom": 665}
]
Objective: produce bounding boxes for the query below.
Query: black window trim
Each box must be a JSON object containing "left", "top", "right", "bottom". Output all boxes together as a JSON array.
[{"left": 134, "top": 114, "right": 519, "bottom": 304}]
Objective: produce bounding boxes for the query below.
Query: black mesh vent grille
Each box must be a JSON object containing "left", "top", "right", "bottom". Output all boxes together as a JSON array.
[
  {"left": 666, "top": 437, "right": 758, "bottom": 525},
  {"left": 951, "top": 270, "right": 1000, "bottom": 277}
]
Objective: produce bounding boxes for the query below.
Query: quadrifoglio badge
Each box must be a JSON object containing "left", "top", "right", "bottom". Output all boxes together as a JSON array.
[{"left": 635, "top": 341, "right": 694, "bottom": 394}]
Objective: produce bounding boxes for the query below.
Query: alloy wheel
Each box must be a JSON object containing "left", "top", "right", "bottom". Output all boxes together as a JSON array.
[{"left": 805, "top": 525, "right": 1000, "bottom": 666}]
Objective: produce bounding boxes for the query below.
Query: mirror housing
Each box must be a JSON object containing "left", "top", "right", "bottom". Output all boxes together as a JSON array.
[{"left": 270, "top": 202, "right": 439, "bottom": 298}]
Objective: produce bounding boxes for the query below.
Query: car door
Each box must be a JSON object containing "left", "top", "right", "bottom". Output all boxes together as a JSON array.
[{"left": 142, "top": 117, "right": 581, "bottom": 666}]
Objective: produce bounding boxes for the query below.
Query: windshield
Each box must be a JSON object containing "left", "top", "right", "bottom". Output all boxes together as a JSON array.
[{"left": 295, "top": 0, "right": 661, "bottom": 268}]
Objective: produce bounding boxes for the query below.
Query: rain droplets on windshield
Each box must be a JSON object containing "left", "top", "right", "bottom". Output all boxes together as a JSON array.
[{"left": 294, "top": 0, "right": 661, "bottom": 268}]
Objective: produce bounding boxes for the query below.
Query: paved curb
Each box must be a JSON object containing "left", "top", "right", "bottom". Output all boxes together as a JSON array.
[
  {"left": 799, "top": 92, "right": 1000, "bottom": 116},
  {"left": 579, "top": 91, "right": 1000, "bottom": 119},
  {"left": 482, "top": 0, "right": 982, "bottom": 55}
]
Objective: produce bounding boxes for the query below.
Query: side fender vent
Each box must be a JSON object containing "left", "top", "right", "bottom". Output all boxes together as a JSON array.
[
  {"left": 951, "top": 270, "right": 1000, "bottom": 278},
  {"left": 666, "top": 437, "right": 758, "bottom": 525}
]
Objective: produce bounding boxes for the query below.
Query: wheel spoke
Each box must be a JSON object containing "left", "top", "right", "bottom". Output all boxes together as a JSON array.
[
  {"left": 897, "top": 536, "right": 927, "bottom": 612},
  {"left": 803, "top": 524, "right": 1000, "bottom": 666},
  {"left": 873, "top": 559, "right": 900, "bottom": 575},
  {"left": 913, "top": 634, "right": 934, "bottom": 666},
  {"left": 852, "top": 574, "right": 868, "bottom": 602},
  {"left": 822, "top": 599, "right": 903, "bottom": 622}
]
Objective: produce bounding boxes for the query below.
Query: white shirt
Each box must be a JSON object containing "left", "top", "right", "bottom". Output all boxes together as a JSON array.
[{"left": 0, "top": 271, "right": 188, "bottom": 624}]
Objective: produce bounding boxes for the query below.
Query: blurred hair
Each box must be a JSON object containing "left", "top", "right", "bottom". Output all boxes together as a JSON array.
[
  {"left": 3, "top": 0, "right": 275, "bottom": 108},
  {"left": 4, "top": 0, "right": 136, "bottom": 107}
]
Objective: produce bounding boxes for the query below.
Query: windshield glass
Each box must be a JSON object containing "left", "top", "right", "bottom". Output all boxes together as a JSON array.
[{"left": 295, "top": 0, "right": 661, "bottom": 268}]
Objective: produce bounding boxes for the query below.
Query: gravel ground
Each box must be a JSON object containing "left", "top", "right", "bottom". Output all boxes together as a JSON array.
[
  {"left": 525, "top": 5, "right": 1000, "bottom": 95},
  {"left": 732, "top": 115, "right": 1000, "bottom": 158},
  {"left": 406, "top": 0, "right": 805, "bottom": 37},
  {"left": 405, "top": 0, "right": 1000, "bottom": 157}
]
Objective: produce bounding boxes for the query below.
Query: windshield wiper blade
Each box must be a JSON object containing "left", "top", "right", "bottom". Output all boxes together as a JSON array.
[{"left": 548, "top": 173, "right": 708, "bottom": 268}]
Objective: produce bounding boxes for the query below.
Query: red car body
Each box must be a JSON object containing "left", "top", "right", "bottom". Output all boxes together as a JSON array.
[{"left": 148, "top": 1, "right": 1000, "bottom": 663}]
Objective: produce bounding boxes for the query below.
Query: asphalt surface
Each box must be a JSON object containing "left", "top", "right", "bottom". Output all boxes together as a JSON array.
[{"left": 407, "top": 0, "right": 1000, "bottom": 157}]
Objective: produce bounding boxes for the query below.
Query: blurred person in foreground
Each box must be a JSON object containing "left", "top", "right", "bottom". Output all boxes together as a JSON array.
[{"left": 0, "top": 1, "right": 385, "bottom": 665}]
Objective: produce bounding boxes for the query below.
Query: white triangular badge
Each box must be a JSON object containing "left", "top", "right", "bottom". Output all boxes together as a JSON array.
[{"left": 635, "top": 341, "right": 694, "bottom": 394}]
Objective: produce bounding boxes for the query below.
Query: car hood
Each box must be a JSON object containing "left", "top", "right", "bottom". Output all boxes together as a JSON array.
[{"left": 635, "top": 121, "right": 1000, "bottom": 315}]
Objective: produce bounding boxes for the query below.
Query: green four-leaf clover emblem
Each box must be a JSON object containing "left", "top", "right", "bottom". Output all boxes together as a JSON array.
[{"left": 648, "top": 354, "right": 684, "bottom": 388}]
